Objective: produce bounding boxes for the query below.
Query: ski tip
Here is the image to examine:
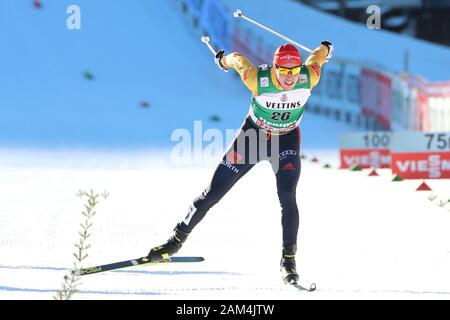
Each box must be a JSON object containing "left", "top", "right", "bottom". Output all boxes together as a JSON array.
[
  {"left": 285, "top": 279, "right": 316, "bottom": 292},
  {"left": 71, "top": 269, "right": 82, "bottom": 276}
]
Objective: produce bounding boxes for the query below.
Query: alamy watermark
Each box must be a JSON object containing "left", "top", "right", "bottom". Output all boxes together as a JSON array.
[
  {"left": 66, "top": 5, "right": 81, "bottom": 30},
  {"left": 170, "top": 121, "right": 282, "bottom": 172},
  {"left": 366, "top": 5, "right": 381, "bottom": 30}
]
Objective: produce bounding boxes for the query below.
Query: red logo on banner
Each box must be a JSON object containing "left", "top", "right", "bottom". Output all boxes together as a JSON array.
[
  {"left": 391, "top": 152, "right": 450, "bottom": 179},
  {"left": 340, "top": 149, "right": 391, "bottom": 169}
]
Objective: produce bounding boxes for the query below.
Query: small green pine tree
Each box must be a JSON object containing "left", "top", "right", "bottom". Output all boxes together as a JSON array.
[{"left": 54, "top": 189, "right": 108, "bottom": 300}]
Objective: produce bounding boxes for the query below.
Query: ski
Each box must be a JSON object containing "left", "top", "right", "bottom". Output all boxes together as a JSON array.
[
  {"left": 73, "top": 256, "right": 205, "bottom": 276},
  {"left": 288, "top": 279, "right": 316, "bottom": 292}
]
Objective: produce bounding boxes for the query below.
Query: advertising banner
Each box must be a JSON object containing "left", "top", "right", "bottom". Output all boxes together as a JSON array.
[
  {"left": 360, "top": 69, "right": 392, "bottom": 129},
  {"left": 200, "top": 0, "right": 232, "bottom": 51},
  {"left": 183, "top": 0, "right": 204, "bottom": 19},
  {"left": 391, "top": 131, "right": 450, "bottom": 179},
  {"left": 339, "top": 132, "right": 391, "bottom": 168}
]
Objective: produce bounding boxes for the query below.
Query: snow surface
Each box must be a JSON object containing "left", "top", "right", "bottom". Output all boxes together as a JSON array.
[
  {"left": 0, "top": 0, "right": 449, "bottom": 300},
  {"left": 1, "top": 112, "right": 449, "bottom": 300}
]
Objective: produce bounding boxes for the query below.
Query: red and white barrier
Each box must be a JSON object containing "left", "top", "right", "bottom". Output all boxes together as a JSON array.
[{"left": 405, "top": 75, "right": 450, "bottom": 132}]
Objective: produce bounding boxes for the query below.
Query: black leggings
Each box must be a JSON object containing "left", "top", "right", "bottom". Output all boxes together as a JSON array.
[{"left": 178, "top": 117, "right": 302, "bottom": 246}]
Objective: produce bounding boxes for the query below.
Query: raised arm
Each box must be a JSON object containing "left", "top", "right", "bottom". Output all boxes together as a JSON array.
[
  {"left": 220, "top": 52, "right": 259, "bottom": 96},
  {"left": 304, "top": 41, "right": 333, "bottom": 88}
]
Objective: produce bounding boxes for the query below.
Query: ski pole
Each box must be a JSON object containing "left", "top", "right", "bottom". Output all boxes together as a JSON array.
[
  {"left": 233, "top": 9, "right": 312, "bottom": 53},
  {"left": 200, "top": 35, "right": 229, "bottom": 72},
  {"left": 200, "top": 35, "right": 217, "bottom": 55}
]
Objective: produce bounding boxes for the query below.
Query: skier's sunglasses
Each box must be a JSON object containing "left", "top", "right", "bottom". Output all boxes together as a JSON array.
[{"left": 275, "top": 65, "right": 301, "bottom": 75}]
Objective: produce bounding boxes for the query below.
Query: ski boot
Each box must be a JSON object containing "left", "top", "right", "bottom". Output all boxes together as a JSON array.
[
  {"left": 280, "top": 244, "right": 299, "bottom": 284},
  {"left": 147, "top": 224, "right": 189, "bottom": 262}
]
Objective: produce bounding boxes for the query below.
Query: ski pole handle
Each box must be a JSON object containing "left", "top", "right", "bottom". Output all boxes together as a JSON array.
[
  {"left": 201, "top": 36, "right": 228, "bottom": 72},
  {"left": 233, "top": 9, "right": 313, "bottom": 53},
  {"left": 200, "top": 36, "right": 217, "bottom": 55}
]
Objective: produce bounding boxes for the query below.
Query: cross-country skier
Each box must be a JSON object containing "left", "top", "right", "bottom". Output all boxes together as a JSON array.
[{"left": 147, "top": 41, "right": 333, "bottom": 284}]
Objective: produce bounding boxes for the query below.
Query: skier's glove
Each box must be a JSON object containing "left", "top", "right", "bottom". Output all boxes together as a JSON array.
[
  {"left": 214, "top": 49, "right": 229, "bottom": 72},
  {"left": 321, "top": 40, "right": 334, "bottom": 62}
]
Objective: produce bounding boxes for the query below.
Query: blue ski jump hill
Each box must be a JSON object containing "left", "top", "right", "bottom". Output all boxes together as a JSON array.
[{"left": 0, "top": 0, "right": 449, "bottom": 151}]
